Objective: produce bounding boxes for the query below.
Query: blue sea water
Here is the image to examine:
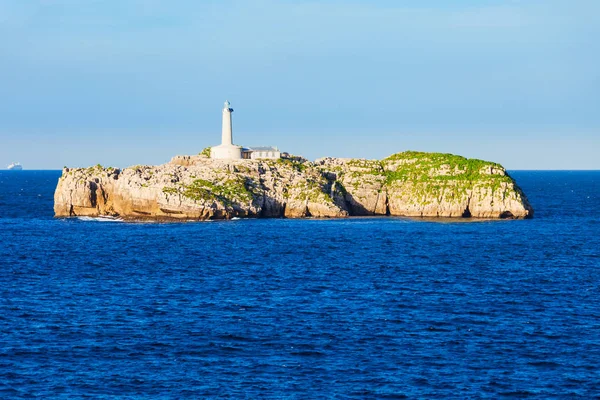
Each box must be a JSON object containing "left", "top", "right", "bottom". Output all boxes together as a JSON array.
[{"left": 0, "top": 170, "right": 599, "bottom": 399}]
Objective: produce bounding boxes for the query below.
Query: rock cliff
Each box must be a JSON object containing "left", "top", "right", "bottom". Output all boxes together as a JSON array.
[{"left": 54, "top": 151, "right": 533, "bottom": 220}]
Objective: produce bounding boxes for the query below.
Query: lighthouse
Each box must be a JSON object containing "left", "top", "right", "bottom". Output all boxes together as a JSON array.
[
  {"left": 222, "top": 100, "right": 233, "bottom": 145},
  {"left": 210, "top": 100, "right": 243, "bottom": 160}
]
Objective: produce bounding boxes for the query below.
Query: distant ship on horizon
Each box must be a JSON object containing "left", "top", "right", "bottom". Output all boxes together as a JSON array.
[{"left": 7, "top": 162, "right": 23, "bottom": 170}]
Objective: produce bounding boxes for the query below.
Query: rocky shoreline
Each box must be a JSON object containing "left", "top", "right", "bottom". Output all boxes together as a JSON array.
[{"left": 54, "top": 151, "right": 534, "bottom": 221}]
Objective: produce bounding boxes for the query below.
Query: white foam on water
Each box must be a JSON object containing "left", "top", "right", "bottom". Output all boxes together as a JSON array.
[{"left": 76, "top": 216, "right": 124, "bottom": 223}]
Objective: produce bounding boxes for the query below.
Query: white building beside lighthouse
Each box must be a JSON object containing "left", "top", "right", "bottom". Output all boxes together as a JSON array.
[{"left": 210, "top": 101, "right": 243, "bottom": 160}]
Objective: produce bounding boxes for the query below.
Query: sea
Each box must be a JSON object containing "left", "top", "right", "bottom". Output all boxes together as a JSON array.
[{"left": 0, "top": 170, "right": 599, "bottom": 399}]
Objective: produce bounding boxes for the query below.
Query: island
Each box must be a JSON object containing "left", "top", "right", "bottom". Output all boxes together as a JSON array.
[
  {"left": 54, "top": 151, "right": 533, "bottom": 221},
  {"left": 54, "top": 101, "right": 533, "bottom": 221}
]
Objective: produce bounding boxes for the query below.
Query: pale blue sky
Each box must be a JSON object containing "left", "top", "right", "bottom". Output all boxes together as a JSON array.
[{"left": 0, "top": 0, "right": 598, "bottom": 169}]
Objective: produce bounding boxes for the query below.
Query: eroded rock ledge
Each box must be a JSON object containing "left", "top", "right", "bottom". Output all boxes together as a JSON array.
[{"left": 54, "top": 151, "right": 533, "bottom": 221}]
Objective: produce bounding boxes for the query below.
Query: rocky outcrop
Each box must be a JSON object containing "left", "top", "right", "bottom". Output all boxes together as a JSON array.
[
  {"left": 316, "top": 152, "right": 533, "bottom": 219},
  {"left": 54, "top": 152, "right": 533, "bottom": 221}
]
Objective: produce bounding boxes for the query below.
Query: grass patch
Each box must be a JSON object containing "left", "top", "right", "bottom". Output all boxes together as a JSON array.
[
  {"left": 383, "top": 151, "right": 510, "bottom": 185},
  {"left": 165, "top": 177, "right": 255, "bottom": 206},
  {"left": 276, "top": 157, "right": 307, "bottom": 173}
]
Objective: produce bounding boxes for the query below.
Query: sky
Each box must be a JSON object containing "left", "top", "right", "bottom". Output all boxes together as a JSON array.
[{"left": 0, "top": 0, "right": 598, "bottom": 170}]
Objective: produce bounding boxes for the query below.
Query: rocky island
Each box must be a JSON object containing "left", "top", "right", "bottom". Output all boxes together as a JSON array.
[{"left": 54, "top": 151, "right": 533, "bottom": 221}]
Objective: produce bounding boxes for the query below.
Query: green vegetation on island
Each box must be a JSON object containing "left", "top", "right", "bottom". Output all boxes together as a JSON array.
[
  {"left": 383, "top": 151, "right": 509, "bottom": 183},
  {"left": 163, "top": 177, "right": 255, "bottom": 206}
]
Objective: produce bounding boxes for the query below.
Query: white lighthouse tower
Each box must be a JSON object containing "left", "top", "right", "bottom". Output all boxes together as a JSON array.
[{"left": 210, "top": 100, "right": 243, "bottom": 160}]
